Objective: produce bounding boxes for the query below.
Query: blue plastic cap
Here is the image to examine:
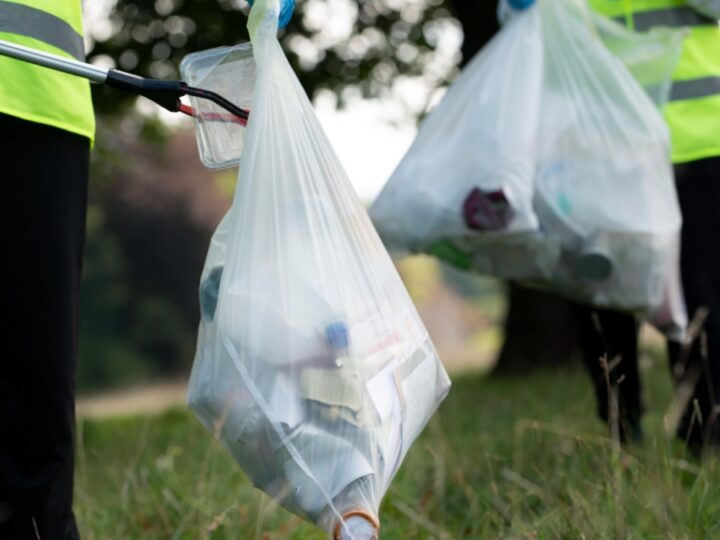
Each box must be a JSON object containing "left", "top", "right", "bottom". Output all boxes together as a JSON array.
[
  {"left": 247, "top": 0, "right": 295, "bottom": 29},
  {"left": 325, "top": 322, "right": 349, "bottom": 350},
  {"left": 508, "top": 0, "right": 535, "bottom": 9}
]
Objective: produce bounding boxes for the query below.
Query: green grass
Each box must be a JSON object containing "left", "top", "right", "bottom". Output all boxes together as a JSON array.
[{"left": 75, "top": 362, "right": 720, "bottom": 539}]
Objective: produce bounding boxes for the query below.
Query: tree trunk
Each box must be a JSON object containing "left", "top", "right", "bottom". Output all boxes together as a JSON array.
[{"left": 493, "top": 283, "right": 582, "bottom": 373}]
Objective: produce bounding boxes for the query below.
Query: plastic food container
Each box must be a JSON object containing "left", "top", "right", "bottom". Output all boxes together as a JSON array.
[{"left": 180, "top": 43, "right": 255, "bottom": 169}]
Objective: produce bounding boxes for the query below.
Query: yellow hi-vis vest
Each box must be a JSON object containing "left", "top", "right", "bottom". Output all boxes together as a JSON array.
[
  {"left": 589, "top": 0, "right": 720, "bottom": 163},
  {"left": 0, "top": 0, "right": 94, "bottom": 142}
]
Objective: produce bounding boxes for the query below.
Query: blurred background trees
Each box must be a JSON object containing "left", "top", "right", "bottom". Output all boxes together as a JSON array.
[{"left": 88, "top": 0, "right": 462, "bottom": 115}]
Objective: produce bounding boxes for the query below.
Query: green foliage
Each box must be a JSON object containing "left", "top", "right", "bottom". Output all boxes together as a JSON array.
[
  {"left": 78, "top": 203, "right": 145, "bottom": 390},
  {"left": 78, "top": 135, "right": 199, "bottom": 392},
  {"left": 77, "top": 338, "right": 155, "bottom": 391},
  {"left": 88, "top": 0, "right": 459, "bottom": 115},
  {"left": 75, "top": 366, "right": 720, "bottom": 538},
  {"left": 78, "top": 212, "right": 188, "bottom": 390}
]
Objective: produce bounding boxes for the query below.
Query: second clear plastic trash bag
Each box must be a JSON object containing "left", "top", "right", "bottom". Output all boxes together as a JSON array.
[
  {"left": 370, "top": 0, "right": 685, "bottom": 335},
  {"left": 369, "top": 8, "right": 546, "bottom": 280},
  {"left": 187, "top": 0, "right": 451, "bottom": 538}
]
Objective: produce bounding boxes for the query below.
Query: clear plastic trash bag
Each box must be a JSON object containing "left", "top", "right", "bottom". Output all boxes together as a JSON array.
[
  {"left": 370, "top": 8, "right": 546, "bottom": 281},
  {"left": 187, "top": 0, "right": 451, "bottom": 537},
  {"left": 370, "top": 0, "right": 685, "bottom": 335}
]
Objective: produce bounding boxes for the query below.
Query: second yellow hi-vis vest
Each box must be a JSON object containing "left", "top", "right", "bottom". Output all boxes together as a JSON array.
[
  {"left": 0, "top": 0, "right": 94, "bottom": 142},
  {"left": 590, "top": 0, "right": 720, "bottom": 163}
]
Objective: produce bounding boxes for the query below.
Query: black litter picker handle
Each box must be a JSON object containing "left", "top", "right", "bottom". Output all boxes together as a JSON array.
[{"left": 0, "top": 38, "right": 249, "bottom": 123}]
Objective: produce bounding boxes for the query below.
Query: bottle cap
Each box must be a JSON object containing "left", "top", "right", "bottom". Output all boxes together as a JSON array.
[
  {"left": 325, "top": 322, "right": 350, "bottom": 350},
  {"left": 508, "top": 0, "right": 535, "bottom": 10},
  {"left": 575, "top": 249, "right": 613, "bottom": 281},
  {"left": 334, "top": 510, "right": 380, "bottom": 540}
]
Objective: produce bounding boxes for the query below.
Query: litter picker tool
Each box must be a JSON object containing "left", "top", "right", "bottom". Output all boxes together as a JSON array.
[
  {"left": 0, "top": 38, "right": 248, "bottom": 123},
  {"left": 0, "top": 38, "right": 254, "bottom": 169}
]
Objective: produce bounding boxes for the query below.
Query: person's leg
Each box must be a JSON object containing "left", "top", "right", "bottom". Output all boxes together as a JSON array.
[
  {"left": 572, "top": 303, "right": 642, "bottom": 441},
  {"left": 671, "top": 157, "right": 720, "bottom": 452},
  {"left": 0, "top": 113, "right": 89, "bottom": 539}
]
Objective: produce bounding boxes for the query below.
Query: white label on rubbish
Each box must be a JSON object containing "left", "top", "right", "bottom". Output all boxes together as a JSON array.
[
  {"left": 365, "top": 358, "right": 403, "bottom": 485},
  {"left": 269, "top": 371, "right": 304, "bottom": 430},
  {"left": 399, "top": 350, "right": 438, "bottom": 449},
  {"left": 365, "top": 358, "right": 401, "bottom": 422}
]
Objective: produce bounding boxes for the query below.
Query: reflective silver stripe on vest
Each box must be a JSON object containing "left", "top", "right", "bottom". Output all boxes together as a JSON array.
[
  {"left": 0, "top": 1, "right": 84, "bottom": 61},
  {"left": 614, "top": 6, "right": 716, "bottom": 31},
  {"left": 671, "top": 76, "right": 720, "bottom": 100}
]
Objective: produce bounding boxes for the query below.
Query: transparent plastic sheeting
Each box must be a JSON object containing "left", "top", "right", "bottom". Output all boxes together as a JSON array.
[
  {"left": 370, "top": 0, "right": 686, "bottom": 338},
  {"left": 187, "top": 0, "right": 451, "bottom": 538},
  {"left": 591, "top": 12, "right": 684, "bottom": 108},
  {"left": 180, "top": 44, "right": 255, "bottom": 169},
  {"left": 371, "top": 5, "right": 544, "bottom": 270}
]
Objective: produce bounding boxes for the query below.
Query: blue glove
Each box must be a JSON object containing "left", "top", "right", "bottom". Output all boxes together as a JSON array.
[
  {"left": 247, "top": 0, "right": 295, "bottom": 28},
  {"left": 508, "top": 0, "right": 535, "bottom": 9}
]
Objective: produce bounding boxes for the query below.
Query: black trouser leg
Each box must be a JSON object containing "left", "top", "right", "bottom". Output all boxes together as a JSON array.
[
  {"left": 572, "top": 304, "right": 642, "bottom": 441},
  {"left": 670, "top": 157, "right": 720, "bottom": 452},
  {"left": 0, "top": 114, "right": 89, "bottom": 539}
]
